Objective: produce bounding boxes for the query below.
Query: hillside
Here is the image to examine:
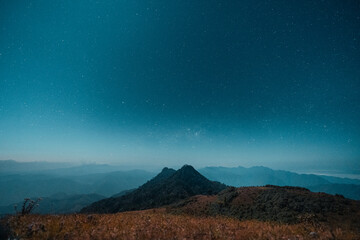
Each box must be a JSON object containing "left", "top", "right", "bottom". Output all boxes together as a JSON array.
[
  {"left": 3, "top": 209, "right": 360, "bottom": 240},
  {"left": 168, "top": 185, "right": 360, "bottom": 230},
  {"left": 81, "top": 165, "right": 226, "bottom": 213}
]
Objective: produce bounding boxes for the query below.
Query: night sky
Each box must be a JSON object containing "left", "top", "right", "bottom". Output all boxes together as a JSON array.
[{"left": 1, "top": 0, "right": 359, "bottom": 172}]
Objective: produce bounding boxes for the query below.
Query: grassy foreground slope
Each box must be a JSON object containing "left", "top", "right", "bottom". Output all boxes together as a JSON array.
[{"left": 4, "top": 209, "right": 359, "bottom": 240}]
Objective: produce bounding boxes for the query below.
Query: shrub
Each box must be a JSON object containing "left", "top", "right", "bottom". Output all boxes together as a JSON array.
[{"left": 19, "top": 198, "right": 42, "bottom": 215}]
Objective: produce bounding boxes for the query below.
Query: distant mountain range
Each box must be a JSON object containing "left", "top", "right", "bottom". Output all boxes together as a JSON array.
[
  {"left": 1, "top": 160, "right": 360, "bottom": 215},
  {"left": 0, "top": 160, "right": 75, "bottom": 173},
  {"left": 0, "top": 165, "right": 155, "bottom": 206},
  {"left": 81, "top": 165, "right": 226, "bottom": 213},
  {"left": 0, "top": 160, "right": 138, "bottom": 175},
  {"left": 198, "top": 166, "right": 360, "bottom": 200}
]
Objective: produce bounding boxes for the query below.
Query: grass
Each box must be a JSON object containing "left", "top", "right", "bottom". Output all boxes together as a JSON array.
[{"left": 5, "top": 208, "right": 359, "bottom": 240}]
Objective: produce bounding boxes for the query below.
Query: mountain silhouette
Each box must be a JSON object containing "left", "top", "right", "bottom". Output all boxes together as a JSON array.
[{"left": 81, "top": 165, "right": 226, "bottom": 213}]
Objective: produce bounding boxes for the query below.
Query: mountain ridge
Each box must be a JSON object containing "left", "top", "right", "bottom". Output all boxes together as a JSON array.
[
  {"left": 81, "top": 165, "right": 226, "bottom": 213},
  {"left": 199, "top": 165, "right": 360, "bottom": 199}
]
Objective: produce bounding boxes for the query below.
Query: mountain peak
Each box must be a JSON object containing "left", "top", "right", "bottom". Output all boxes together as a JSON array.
[
  {"left": 81, "top": 165, "right": 226, "bottom": 213},
  {"left": 159, "top": 167, "right": 176, "bottom": 177},
  {"left": 179, "top": 164, "right": 196, "bottom": 172},
  {"left": 139, "top": 167, "right": 176, "bottom": 188},
  {"left": 161, "top": 167, "right": 174, "bottom": 173},
  {"left": 173, "top": 165, "right": 203, "bottom": 181}
]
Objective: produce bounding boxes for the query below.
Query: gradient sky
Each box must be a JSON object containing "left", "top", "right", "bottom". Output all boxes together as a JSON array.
[{"left": 0, "top": 0, "right": 359, "bottom": 171}]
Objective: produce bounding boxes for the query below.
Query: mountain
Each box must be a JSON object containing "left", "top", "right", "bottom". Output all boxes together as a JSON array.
[
  {"left": 0, "top": 174, "right": 90, "bottom": 206},
  {"left": 0, "top": 193, "right": 105, "bottom": 215},
  {"left": 2, "top": 161, "right": 359, "bottom": 208},
  {"left": 0, "top": 160, "right": 131, "bottom": 175},
  {"left": 199, "top": 166, "right": 360, "bottom": 200},
  {"left": 0, "top": 170, "right": 154, "bottom": 206},
  {"left": 81, "top": 165, "right": 227, "bottom": 213},
  {"left": 320, "top": 175, "right": 360, "bottom": 185},
  {"left": 38, "top": 164, "right": 132, "bottom": 176},
  {"left": 168, "top": 185, "right": 360, "bottom": 229},
  {"left": 199, "top": 166, "right": 329, "bottom": 187}
]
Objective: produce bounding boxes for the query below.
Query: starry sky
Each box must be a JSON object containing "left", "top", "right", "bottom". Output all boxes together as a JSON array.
[{"left": 0, "top": 0, "right": 359, "bottom": 172}]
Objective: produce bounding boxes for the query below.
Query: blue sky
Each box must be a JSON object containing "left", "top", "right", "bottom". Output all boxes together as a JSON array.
[{"left": 0, "top": 0, "right": 359, "bottom": 172}]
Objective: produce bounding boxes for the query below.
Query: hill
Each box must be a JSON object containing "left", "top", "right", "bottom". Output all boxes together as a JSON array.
[
  {"left": 81, "top": 165, "right": 226, "bottom": 213},
  {"left": 168, "top": 185, "right": 360, "bottom": 229}
]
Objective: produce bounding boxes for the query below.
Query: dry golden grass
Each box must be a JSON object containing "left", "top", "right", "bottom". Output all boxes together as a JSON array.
[{"left": 6, "top": 209, "right": 359, "bottom": 240}]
